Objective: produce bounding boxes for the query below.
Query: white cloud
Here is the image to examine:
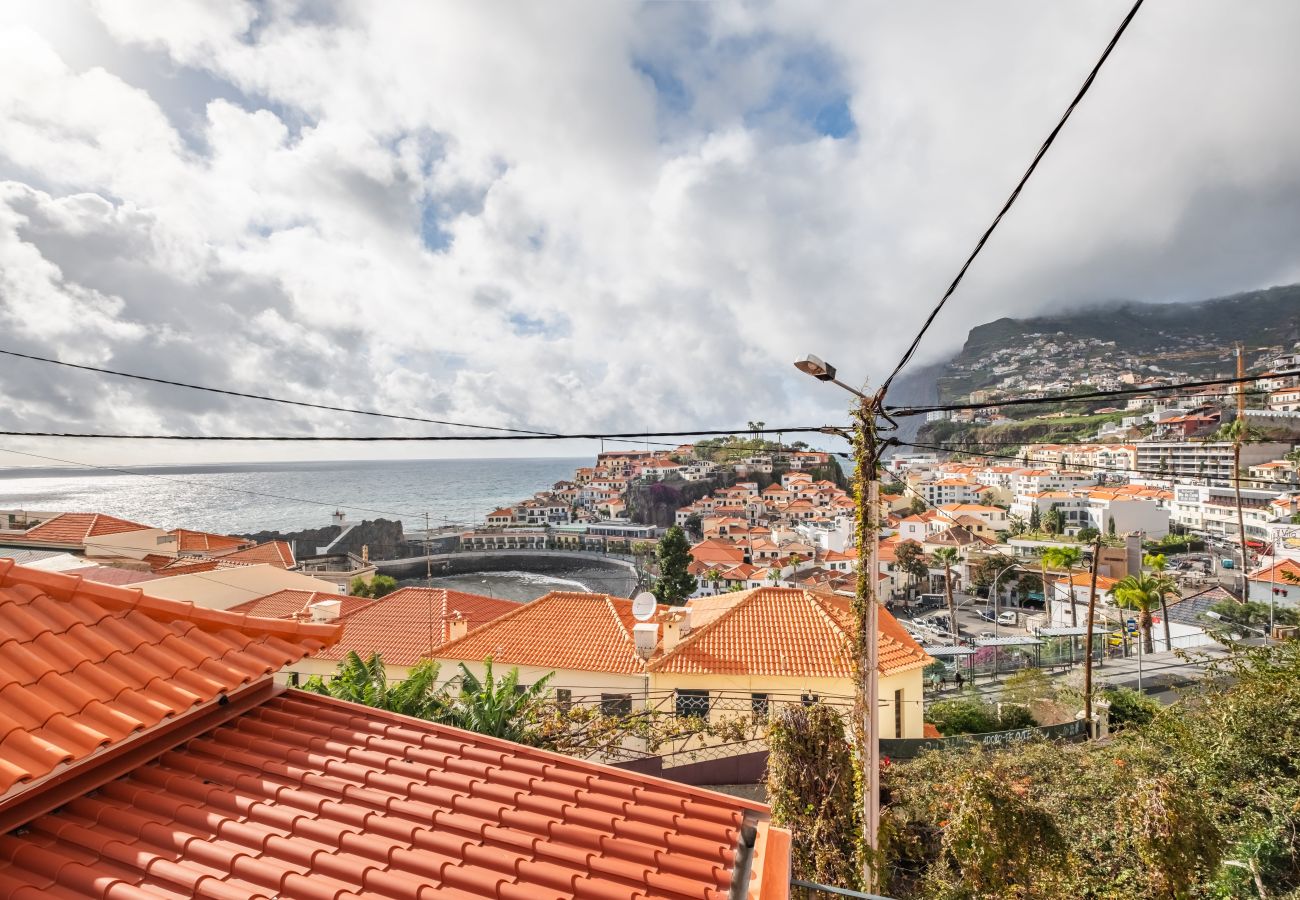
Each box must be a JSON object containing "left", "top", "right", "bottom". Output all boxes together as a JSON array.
[{"left": 0, "top": 1, "right": 1297, "bottom": 465}]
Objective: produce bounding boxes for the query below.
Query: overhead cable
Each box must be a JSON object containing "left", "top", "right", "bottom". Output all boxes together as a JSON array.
[
  {"left": 0, "top": 426, "right": 837, "bottom": 442},
  {"left": 879, "top": 0, "right": 1147, "bottom": 397}
]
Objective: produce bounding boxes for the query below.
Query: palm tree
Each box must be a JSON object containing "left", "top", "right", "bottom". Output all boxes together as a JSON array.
[
  {"left": 932, "top": 546, "right": 961, "bottom": 636},
  {"left": 1007, "top": 514, "right": 1027, "bottom": 537},
  {"left": 446, "top": 658, "right": 553, "bottom": 744},
  {"left": 302, "top": 652, "right": 445, "bottom": 719},
  {"left": 1224, "top": 418, "right": 1253, "bottom": 598},
  {"left": 1043, "top": 546, "right": 1084, "bottom": 627},
  {"left": 1143, "top": 553, "right": 1176, "bottom": 650},
  {"left": 1110, "top": 572, "right": 1170, "bottom": 655}
]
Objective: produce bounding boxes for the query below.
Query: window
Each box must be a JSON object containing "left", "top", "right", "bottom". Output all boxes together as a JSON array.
[
  {"left": 676, "top": 689, "right": 710, "bottom": 719},
  {"left": 750, "top": 693, "right": 769, "bottom": 720},
  {"left": 801, "top": 693, "right": 819, "bottom": 707},
  {"left": 601, "top": 693, "right": 632, "bottom": 717},
  {"left": 555, "top": 688, "right": 572, "bottom": 712},
  {"left": 894, "top": 689, "right": 904, "bottom": 738}
]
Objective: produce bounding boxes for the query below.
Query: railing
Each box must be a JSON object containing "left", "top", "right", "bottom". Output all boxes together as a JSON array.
[{"left": 792, "top": 880, "right": 897, "bottom": 900}]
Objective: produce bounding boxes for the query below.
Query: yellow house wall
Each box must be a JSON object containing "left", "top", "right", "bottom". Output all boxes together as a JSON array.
[{"left": 647, "top": 668, "right": 926, "bottom": 739}]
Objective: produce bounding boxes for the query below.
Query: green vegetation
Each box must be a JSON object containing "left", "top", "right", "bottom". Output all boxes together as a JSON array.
[
  {"left": 767, "top": 704, "right": 863, "bottom": 896},
  {"left": 652, "top": 525, "right": 697, "bottom": 605},
  {"left": 348, "top": 573, "right": 398, "bottom": 598},
  {"left": 919, "top": 410, "right": 1128, "bottom": 448},
  {"left": 925, "top": 695, "right": 1035, "bottom": 736},
  {"left": 880, "top": 642, "right": 1300, "bottom": 898},
  {"left": 302, "top": 652, "right": 445, "bottom": 718}
]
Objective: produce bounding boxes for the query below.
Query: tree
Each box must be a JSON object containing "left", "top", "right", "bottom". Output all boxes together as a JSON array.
[
  {"left": 683, "top": 513, "right": 703, "bottom": 540},
  {"left": 1144, "top": 553, "right": 1176, "bottom": 650},
  {"left": 1043, "top": 505, "right": 1064, "bottom": 536},
  {"left": 1007, "top": 514, "right": 1027, "bottom": 537},
  {"left": 932, "top": 546, "right": 961, "bottom": 636},
  {"left": 302, "top": 652, "right": 445, "bottom": 719},
  {"left": 1029, "top": 506, "right": 1042, "bottom": 531},
  {"left": 1076, "top": 526, "right": 1099, "bottom": 543},
  {"left": 1043, "top": 546, "right": 1083, "bottom": 627},
  {"left": 1107, "top": 515, "right": 1117, "bottom": 537},
  {"left": 350, "top": 574, "right": 397, "bottom": 598},
  {"left": 894, "top": 540, "right": 929, "bottom": 604},
  {"left": 652, "top": 525, "right": 697, "bottom": 605},
  {"left": 1110, "top": 572, "right": 1174, "bottom": 654},
  {"left": 909, "top": 496, "right": 927, "bottom": 516},
  {"left": 444, "top": 658, "right": 553, "bottom": 744},
  {"left": 1223, "top": 418, "right": 1254, "bottom": 598}
]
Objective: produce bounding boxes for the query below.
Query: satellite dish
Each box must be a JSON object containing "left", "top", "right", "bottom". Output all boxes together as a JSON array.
[{"left": 632, "top": 592, "right": 656, "bottom": 621}]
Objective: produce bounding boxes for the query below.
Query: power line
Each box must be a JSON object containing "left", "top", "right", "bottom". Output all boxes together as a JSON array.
[
  {"left": 0, "top": 347, "right": 685, "bottom": 448},
  {"left": 879, "top": 0, "right": 1147, "bottom": 397},
  {"left": 885, "top": 369, "right": 1299, "bottom": 417},
  {"left": 0, "top": 426, "right": 836, "bottom": 442},
  {"left": 898, "top": 440, "right": 1300, "bottom": 489},
  {"left": 0, "top": 445, "right": 426, "bottom": 520}
]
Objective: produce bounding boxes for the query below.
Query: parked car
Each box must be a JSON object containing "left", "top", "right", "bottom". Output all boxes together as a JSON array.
[
  {"left": 997, "top": 611, "right": 1018, "bottom": 626},
  {"left": 976, "top": 608, "right": 997, "bottom": 623},
  {"left": 977, "top": 631, "right": 996, "bottom": 640}
]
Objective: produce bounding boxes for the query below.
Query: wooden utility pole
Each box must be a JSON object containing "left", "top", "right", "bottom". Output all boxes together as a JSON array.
[
  {"left": 1232, "top": 343, "right": 1250, "bottom": 600},
  {"left": 1083, "top": 534, "right": 1102, "bottom": 732},
  {"left": 850, "top": 395, "right": 883, "bottom": 890}
]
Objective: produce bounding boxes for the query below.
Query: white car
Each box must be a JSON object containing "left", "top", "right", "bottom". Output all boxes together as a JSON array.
[{"left": 997, "top": 611, "right": 1018, "bottom": 625}]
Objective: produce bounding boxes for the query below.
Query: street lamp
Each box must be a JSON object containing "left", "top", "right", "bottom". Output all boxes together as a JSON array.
[{"left": 794, "top": 354, "right": 880, "bottom": 885}]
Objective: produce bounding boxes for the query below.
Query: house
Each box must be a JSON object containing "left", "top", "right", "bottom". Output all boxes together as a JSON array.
[
  {"left": 1246, "top": 558, "right": 1300, "bottom": 607},
  {"left": 1267, "top": 386, "right": 1300, "bottom": 412},
  {"left": 0, "top": 511, "right": 152, "bottom": 553},
  {"left": 436, "top": 587, "right": 932, "bottom": 741},
  {"left": 122, "top": 562, "right": 345, "bottom": 609},
  {"left": 230, "top": 586, "right": 521, "bottom": 681},
  {"left": 0, "top": 560, "right": 790, "bottom": 899}
]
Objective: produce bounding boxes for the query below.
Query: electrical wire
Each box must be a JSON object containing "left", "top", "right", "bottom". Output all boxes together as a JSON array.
[
  {"left": 884, "top": 369, "right": 1299, "bottom": 417},
  {"left": 0, "top": 426, "right": 837, "bottom": 442},
  {"left": 879, "top": 0, "right": 1147, "bottom": 397},
  {"left": 0, "top": 347, "right": 684, "bottom": 449},
  {"left": 898, "top": 440, "right": 1300, "bottom": 490},
  {"left": 0, "top": 445, "right": 427, "bottom": 520}
]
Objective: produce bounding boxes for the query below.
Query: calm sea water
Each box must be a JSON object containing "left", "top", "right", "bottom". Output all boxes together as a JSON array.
[{"left": 0, "top": 457, "right": 587, "bottom": 536}]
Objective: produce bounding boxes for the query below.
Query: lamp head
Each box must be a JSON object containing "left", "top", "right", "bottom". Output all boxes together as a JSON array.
[{"left": 794, "top": 354, "right": 836, "bottom": 382}]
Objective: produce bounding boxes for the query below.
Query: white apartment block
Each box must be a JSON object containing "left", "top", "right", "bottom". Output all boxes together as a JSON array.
[
  {"left": 1170, "top": 485, "right": 1287, "bottom": 544},
  {"left": 1134, "top": 441, "right": 1292, "bottom": 483}
]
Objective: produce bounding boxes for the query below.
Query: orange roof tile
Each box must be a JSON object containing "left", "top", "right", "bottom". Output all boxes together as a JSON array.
[
  {"left": 228, "top": 588, "right": 376, "bottom": 620},
  {"left": 314, "top": 587, "right": 519, "bottom": 667},
  {"left": 1248, "top": 558, "right": 1300, "bottom": 583},
  {"left": 0, "top": 689, "right": 782, "bottom": 899},
  {"left": 650, "top": 588, "right": 931, "bottom": 678},
  {"left": 3, "top": 513, "right": 150, "bottom": 547},
  {"left": 169, "top": 528, "right": 250, "bottom": 553},
  {"left": 0, "top": 559, "right": 339, "bottom": 794},
  {"left": 215, "top": 539, "right": 296, "bottom": 568},
  {"left": 435, "top": 591, "right": 662, "bottom": 675}
]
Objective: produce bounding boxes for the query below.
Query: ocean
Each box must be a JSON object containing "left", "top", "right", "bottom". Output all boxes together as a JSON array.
[{"left": 0, "top": 457, "right": 616, "bottom": 600}]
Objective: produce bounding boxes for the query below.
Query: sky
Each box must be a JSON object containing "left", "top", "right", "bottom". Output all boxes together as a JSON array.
[{"left": 1, "top": 0, "right": 1299, "bottom": 468}]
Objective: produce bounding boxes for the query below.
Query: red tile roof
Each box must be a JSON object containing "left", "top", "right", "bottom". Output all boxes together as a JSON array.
[
  {"left": 228, "top": 588, "right": 376, "bottom": 620},
  {"left": 169, "top": 528, "right": 251, "bottom": 553},
  {"left": 0, "top": 559, "right": 340, "bottom": 794},
  {"left": 216, "top": 540, "right": 296, "bottom": 569},
  {"left": 0, "top": 689, "right": 783, "bottom": 899},
  {"left": 649, "top": 587, "right": 932, "bottom": 678},
  {"left": 3, "top": 513, "right": 150, "bottom": 547},
  {"left": 436, "top": 592, "right": 661, "bottom": 675},
  {"left": 62, "top": 565, "right": 166, "bottom": 586},
  {"left": 230, "top": 587, "right": 521, "bottom": 669}
]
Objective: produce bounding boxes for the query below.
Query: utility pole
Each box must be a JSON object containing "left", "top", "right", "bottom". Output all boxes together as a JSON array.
[
  {"left": 794, "top": 354, "right": 882, "bottom": 890},
  {"left": 1232, "top": 342, "right": 1250, "bottom": 601},
  {"left": 425, "top": 511, "right": 433, "bottom": 587},
  {"left": 1083, "top": 534, "right": 1102, "bottom": 732}
]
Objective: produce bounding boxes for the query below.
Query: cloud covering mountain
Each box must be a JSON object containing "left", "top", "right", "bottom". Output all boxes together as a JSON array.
[{"left": 1, "top": 0, "right": 1298, "bottom": 463}]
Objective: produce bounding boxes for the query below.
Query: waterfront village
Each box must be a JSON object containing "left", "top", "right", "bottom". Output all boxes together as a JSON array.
[{"left": 3, "top": 368, "right": 1300, "bottom": 897}]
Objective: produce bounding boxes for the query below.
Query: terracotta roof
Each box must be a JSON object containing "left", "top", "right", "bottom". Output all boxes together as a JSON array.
[
  {"left": 62, "top": 565, "right": 165, "bottom": 586},
  {"left": 216, "top": 540, "right": 296, "bottom": 569},
  {"left": 1247, "top": 558, "right": 1300, "bottom": 583},
  {"left": 228, "top": 589, "right": 376, "bottom": 621},
  {"left": 169, "top": 528, "right": 250, "bottom": 553},
  {"left": 436, "top": 592, "right": 662, "bottom": 675},
  {"left": 3, "top": 513, "right": 150, "bottom": 547},
  {"left": 0, "top": 688, "right": 785, "bottom": 900},
  {"left": 0, "top": 559, "right": 339, "bottom": 794},
  {"left": 313, "top": 587, "right": 520, "bottom": 668},
  {"left": 649, "top": 588, "right": 931, "bottom": 678}
]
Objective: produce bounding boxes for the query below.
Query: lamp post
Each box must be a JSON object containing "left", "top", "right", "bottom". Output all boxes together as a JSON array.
[{"left": 794, "top": 354, "right": 881, "bottom": 888}]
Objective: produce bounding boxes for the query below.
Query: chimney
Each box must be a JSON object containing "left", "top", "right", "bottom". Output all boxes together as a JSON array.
[
  {"left": 661, "top": 609, "right": 692, "bottom": 653},
  {"left": 308, "top": 599, "right": 342, "bottom": 622},
  {"left": 448, "top": 611, "right": 469, "bottom": 641},
  {"left": 632, "top": 623, "right": 659, "bottom": 660}
]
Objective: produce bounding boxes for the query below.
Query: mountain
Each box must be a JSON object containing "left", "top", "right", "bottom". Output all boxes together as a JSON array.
[{"left": 934, "top": 284, "right": 1300, "bottom": 403}]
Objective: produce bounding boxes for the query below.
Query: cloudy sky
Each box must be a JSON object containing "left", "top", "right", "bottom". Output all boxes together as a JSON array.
[{"left": 1, "top": 0, "right": 1299, "bottom": 466}]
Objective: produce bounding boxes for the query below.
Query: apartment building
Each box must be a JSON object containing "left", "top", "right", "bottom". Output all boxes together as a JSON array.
[{"left": 1134, "top": 441, "right": 1291, "bottom": 482}]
